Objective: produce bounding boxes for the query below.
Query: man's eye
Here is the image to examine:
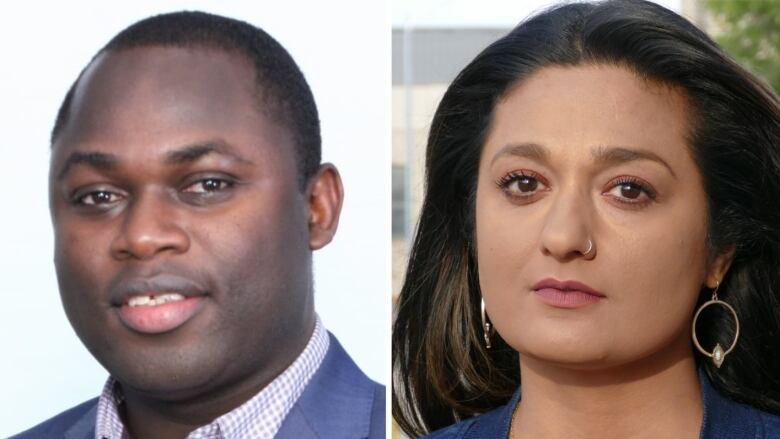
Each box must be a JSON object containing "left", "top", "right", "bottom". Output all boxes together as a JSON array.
[
  {"left": 183, "top": 178, "right": 234, "bottom": 194},
  {"left": 75, "top": 191, "right": 123, "bottom": 206}
]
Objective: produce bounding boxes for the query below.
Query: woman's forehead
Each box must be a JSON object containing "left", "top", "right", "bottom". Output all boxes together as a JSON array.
[{"left": 483, "top": 64, "right": 693, "bottom": 170}]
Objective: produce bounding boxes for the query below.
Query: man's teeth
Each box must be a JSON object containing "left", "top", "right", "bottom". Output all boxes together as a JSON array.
[{"left": 127, "top": 293, "right": 186, "bottom": 307}]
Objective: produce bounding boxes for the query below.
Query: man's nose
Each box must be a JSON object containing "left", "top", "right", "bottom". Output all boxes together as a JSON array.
[
  {"left": 109, "top": 191, "right": 190, "bottom": 261},
  {"left": 538, "top": 188, "right": 593, "bottom": 261}
]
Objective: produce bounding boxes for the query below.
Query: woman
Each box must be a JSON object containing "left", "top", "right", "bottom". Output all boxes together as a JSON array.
[{"left": 392, "top": 0, "right": 780, "bottom": 437}]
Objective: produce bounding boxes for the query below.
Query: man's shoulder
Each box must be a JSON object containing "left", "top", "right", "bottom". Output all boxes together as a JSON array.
[
  {"left": 9, "top": 398, "right": 98, "bottom": 439},
  {"left": 278, "top": 332, "right": 385, "bottom": 438}
]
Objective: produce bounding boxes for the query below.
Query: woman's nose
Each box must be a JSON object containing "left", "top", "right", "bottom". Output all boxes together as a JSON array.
[{"left": 538, "top": 189, "right": 593, "bottom": 261}]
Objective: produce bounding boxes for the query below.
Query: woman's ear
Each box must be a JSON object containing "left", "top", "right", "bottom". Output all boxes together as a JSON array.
[
  {"left": 705, "top": 244, "right": 736, "bottom": 288},
  {"left": 305, "top": 163, "right": 344, "bottom": 250}
]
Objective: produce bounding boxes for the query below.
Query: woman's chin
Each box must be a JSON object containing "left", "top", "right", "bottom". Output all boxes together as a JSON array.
[
  {"left": 508, "top": 332, "right": 619, "bottom": 370},
  {"left": 519, "top": 347, "right": 613, "bottom": 370}
]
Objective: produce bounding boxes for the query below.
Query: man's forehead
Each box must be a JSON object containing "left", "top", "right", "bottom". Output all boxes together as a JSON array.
[
  {"left": 86, "top": 45, "right": 256, "bottom": 88},
  {"left": 72, "top": 46, "right": 256, "bottom": 120},
  {"left": 56, "top": 47, "right": 273, "bottom": 149}
]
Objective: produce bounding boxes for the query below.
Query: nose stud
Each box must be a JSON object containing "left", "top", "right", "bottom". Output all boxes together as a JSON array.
[{"left": 583, "top": 239, "right": 594, "bottom": 256}]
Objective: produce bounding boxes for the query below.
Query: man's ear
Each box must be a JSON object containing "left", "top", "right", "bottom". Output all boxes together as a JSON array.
[
  {"left": 305, "top": 163, "right": 344, "bottom": 250},
  {"left": 705, "top": 244, "right": 736, "bottom": 288}
]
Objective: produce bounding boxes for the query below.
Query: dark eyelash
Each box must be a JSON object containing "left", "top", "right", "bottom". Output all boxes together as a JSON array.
[
  {"left": 190, "top": 178, "right": 236, "bottom": 192},
  {"left": 495, "top": 170, "right": 544, "bottom": 188},
  {"left": 70, "top": 190, "right": 120, "bottom": 206},
  {"left": 612, "top": 176, "right": 657, "bottom": 200}
]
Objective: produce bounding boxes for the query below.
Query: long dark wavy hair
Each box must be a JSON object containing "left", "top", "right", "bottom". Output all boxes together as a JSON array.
[{"left": 392, "top": 0, "right": 780, "bottom": 436}]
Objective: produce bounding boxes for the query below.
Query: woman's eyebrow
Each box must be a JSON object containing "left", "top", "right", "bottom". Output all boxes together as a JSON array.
[
  {"left": 490, "top": 142, "right": 549, "bottom": 167},
  {"left": 591, "top": 145, "right": 676, "bottom": 178},
  {"left": 490, "top": 142, "right": 676, "bottom": 178}
]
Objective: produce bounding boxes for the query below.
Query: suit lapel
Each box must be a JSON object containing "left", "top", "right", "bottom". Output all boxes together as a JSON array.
[
  {"left": 276, "top": 333, "right": 375, "bottom": 439},
  {"left": 64, "top": 403, "right": 97, "bottom": 439}
]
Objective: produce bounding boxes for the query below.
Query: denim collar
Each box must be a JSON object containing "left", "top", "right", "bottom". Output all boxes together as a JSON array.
[{"left": 456, "top": 369, "right": 765, "bottom": 439}]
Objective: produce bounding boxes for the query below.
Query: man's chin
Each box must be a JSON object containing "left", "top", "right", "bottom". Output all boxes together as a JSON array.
[{"left": 100, "top": 351, "right": 228, "bottom": 401}]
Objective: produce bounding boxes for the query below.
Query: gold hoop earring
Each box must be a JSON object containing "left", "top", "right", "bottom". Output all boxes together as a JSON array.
[
  {"left": 481, "top": 298, "right": 495, "bottom": 349},
  {"left": 691, "top": 282, "right": 740, "bottom": 368}
]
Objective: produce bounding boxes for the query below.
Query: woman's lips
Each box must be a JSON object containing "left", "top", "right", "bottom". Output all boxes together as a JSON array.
[
  {"left": 117, "top": 295, "right": 204, "bottom": 334},
  {"left": 532, "top": 278, "right": 605, "bottom": 309},
  {"left": 534, "top": 288, "right": 603, "bottom": 308}
]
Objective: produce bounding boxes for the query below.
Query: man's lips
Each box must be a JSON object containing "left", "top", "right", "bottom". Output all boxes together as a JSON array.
[
  {"left": 118, "top": 296, "right": 205, "bottom": 334},
  {"left": 109, "top": 273, "right": 207, "bottom": 307},
  {"left": 109, "top": 273, "right": 208, "bottom": 334}
]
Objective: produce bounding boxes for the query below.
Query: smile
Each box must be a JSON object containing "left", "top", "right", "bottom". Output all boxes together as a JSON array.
[
  {"left": 109, "top": 274, "right": 209, "bottom": 335},
  {"left": 127, "top": 292, "right": 186, "bottom": 307},
  {"left": 119, "top": 293, "right": 205, "bottom": 334}
]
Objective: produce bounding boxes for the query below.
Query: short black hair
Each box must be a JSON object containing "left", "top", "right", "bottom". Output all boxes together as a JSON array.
[{"left": 51, "top": 11, "right": 321, "bottom": 187}]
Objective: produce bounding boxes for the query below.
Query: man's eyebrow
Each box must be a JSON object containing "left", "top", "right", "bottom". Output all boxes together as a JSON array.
[
  {"left": 57, "top": 140, "right": 254, "bottom": 181},
  {"left": 57, "top": 151, "right": 118, "bottom": 181},
  {"left": 164, "top": 141, "right": 255, "bottom": 166},
  {"left": 592, "top": 145, "right": 676, "bottom": 178}
]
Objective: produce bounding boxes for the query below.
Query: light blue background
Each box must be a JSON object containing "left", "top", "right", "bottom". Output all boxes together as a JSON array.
[{"left": 0, "top": 1, "right": 389, "bottom": 435}]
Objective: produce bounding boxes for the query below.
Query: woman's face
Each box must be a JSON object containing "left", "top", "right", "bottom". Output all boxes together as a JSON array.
[{"left": 476, "top": 64, "right": 730, "bottom": 368}]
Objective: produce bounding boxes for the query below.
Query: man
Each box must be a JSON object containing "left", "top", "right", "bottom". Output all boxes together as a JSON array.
[{"left": 12, "top": 11, "right": 384, "bottom": 439}]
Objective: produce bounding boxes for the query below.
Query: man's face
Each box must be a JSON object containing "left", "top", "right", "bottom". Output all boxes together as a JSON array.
[{"left": 49, "top": 47, "right": 318, "bottom": 400}]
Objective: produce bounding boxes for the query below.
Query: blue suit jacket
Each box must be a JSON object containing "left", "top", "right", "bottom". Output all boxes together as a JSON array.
[
  {"left": 11, "top": 333, "right": 385, "bottom": 438},
  {"left": 424, "top": 370, "right": 780, "bottom": 438}
]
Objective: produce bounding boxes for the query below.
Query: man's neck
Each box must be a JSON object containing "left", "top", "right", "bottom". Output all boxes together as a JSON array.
[
  {"left": 512, "top": 338, "right": 703, "bottom": 439},
  {"left": 118, "top": 314, "right": 317, "bottom": 439}
]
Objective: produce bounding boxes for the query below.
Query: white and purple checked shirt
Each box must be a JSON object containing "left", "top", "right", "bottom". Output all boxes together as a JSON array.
[{"left": 95, "top": 316, "right": 329, "bottom": 439}]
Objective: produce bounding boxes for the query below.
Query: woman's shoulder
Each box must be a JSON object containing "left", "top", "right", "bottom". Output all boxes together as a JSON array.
[
  {"left": 422, "top": 408, "right": 507, "bottom": 439},
  {"left": 758, "top": 409, "right": 780, "bottom": 434},
  {"left": 699, "top": 371, "right": 780, "bottom": 438},
  {"left": 717, "top": 399, "right": 780, "bottom": 437},
  {"left": 422, "top": 391, "right": 521, "bottom": 439},
  {"left": 421, "top": 417, "right": 478, "bottom": 439}
]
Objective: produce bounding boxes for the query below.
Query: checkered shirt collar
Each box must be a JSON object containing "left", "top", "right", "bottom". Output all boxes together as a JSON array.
[{"left": 95, "top": 316, "right": 329, "bottom": 439}]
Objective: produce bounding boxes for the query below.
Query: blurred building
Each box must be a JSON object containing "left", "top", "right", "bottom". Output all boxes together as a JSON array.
[{"left": 392, "top": 27, "right": 509, "bottom": 301}]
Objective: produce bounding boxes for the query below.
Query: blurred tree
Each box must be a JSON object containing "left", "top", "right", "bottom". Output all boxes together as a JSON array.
[{"left": 706, "top": 0, "right": 780, "bottom": 93}]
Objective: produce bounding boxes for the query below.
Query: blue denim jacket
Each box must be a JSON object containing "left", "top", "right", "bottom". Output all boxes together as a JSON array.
[{"left": 425, "top": 370, "right": 780, "bottom": 438}]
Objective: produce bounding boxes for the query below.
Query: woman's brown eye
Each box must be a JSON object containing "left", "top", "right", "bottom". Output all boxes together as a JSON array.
[
  {"left": 619, "top": 183, "right": 642, "bottom": 199},
  {"left": 514, "top": 176, "right": 538, "bottom": 192},
  {"left": 604, "top": 178, "right": 656, "bottom": 205},
  {"left": 497, "top": 171, "right": 548, "bottom": 201}
]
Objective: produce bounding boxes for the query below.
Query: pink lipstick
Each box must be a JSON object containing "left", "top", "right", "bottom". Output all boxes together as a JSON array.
[{"left": 532, "top": 278, "right": 605, "bottom": 309}]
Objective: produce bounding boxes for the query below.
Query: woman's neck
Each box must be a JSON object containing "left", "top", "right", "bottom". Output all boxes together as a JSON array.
[{"left": 511, "top": 339, "right": 703, "bottom": 439}]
